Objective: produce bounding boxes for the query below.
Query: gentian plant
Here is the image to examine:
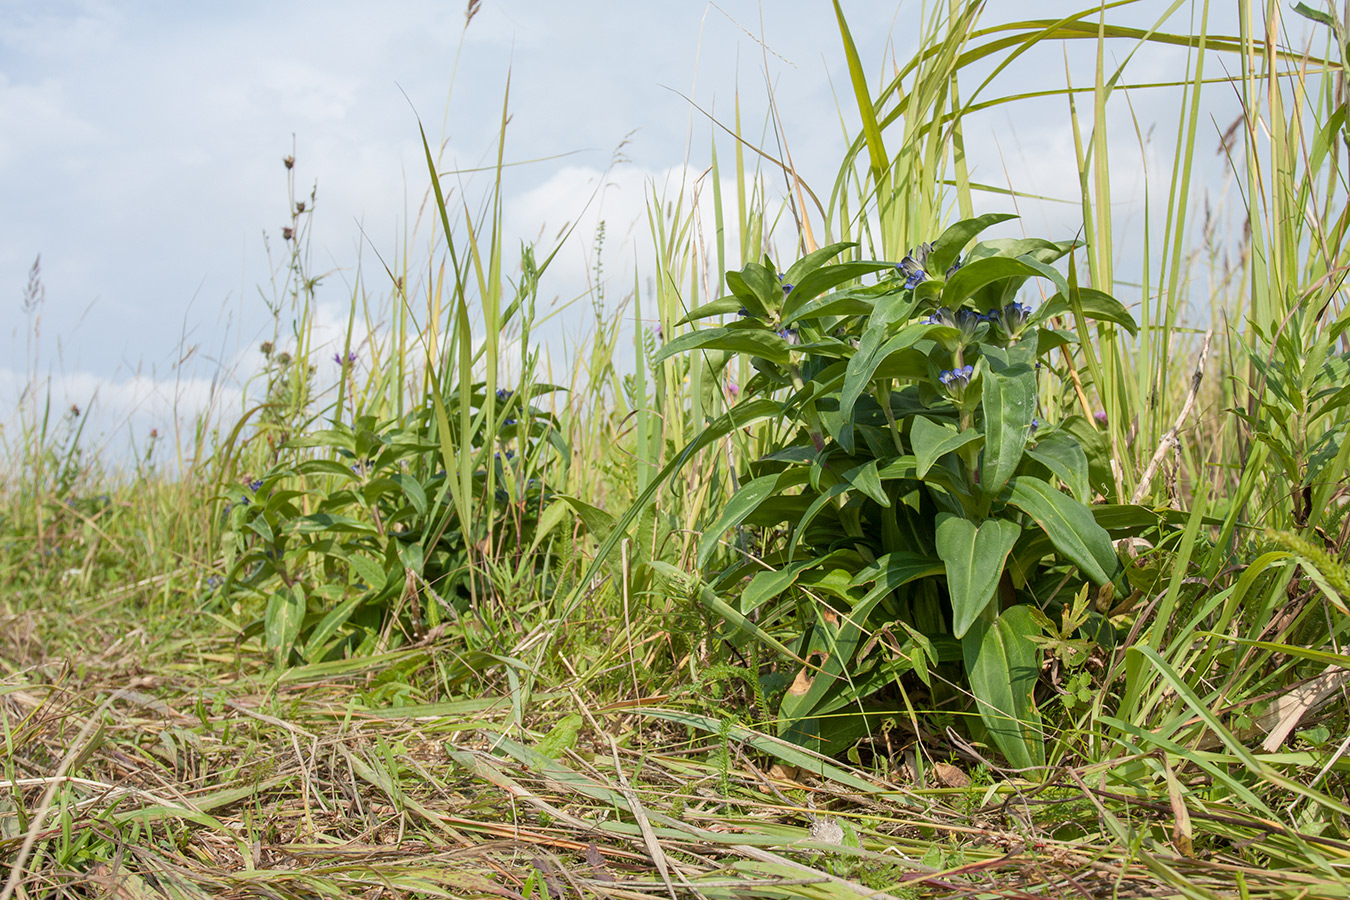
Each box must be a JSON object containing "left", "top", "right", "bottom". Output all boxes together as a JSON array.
[{"left": 656, "top": 213, "right": 1145, "bottom": 766}]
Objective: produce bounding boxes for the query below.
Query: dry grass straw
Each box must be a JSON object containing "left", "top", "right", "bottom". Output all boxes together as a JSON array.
[{"left": 2, "top": 627, "right": 1347, "bottom": 899}]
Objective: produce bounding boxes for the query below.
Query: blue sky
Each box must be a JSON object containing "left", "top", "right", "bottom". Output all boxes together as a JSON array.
[{"left": 0, "top": 1, "right": 1266, "bottom": 456}]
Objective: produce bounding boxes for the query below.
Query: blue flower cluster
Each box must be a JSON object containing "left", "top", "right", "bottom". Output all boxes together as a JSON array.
[
  {"left": 899, "top": 243, "right": 934, "bottom": 288},
  {"left": 938, "top": 364, "right": 975, "bottom": 400},
  {"left": 899, "top": 243, "right": 965, "bottom": 289},
  {"left": 922, "top": 302, "right": 1033, "bottom": 344}
]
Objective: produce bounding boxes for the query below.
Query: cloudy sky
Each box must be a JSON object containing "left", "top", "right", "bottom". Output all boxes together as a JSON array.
[{"left": 0, "top": 0, "right": 1272, "bottom": 458}]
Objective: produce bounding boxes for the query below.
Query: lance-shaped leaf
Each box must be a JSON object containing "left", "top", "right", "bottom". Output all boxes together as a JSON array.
[
  {"left": 928, "top": 212, "right": 1018, "bottom": 276},
  {"left": 963, "top": 606, "right": 1045, "bottom": 769},
  {"left": 782, "top": 261, "right": 896, "bottom": 318},
  {"left": 653, "top": 325, "right": 793, "bottom": 367},
  {"left": 936, "top": 514, "right": 1021, "bottom": 637},
  {"left": 697, "top": 473, "right": 780, "bottom": 566},
  {"left": 980, "top": 357, "right": 1036, "bottom": 497},
  {"left": 942, "top": 255, "right": 1070, "bottom": 310},
  {"left": 675, "top": 295, "right": 745, "bottom": 325},
  {"left": 1005, "top": 476, "right": 1119, "bottom": 585},
  {"left": 1038, "top": 288, "right": 1139, "bottom": 335},
  {"left": 838, "top": 319, "right": 934, "bottom": 452},
  {"left": 910, "top": 415, "right": 983, "bottom": 479},
  {"left": 1024, "top": 432, "right": 1090, "bottom": 502}
]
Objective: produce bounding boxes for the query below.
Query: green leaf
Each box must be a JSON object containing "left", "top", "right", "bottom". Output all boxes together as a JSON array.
[
  {"left": 302, "top": 594, "right": 363, "bottom": 662},
  {"left": 936, "top": 515, "right": 1021, "bottom": 638},
  {"left": 942, "top": 255, "right": 1069, "bottom": 310},
  {"left": 536, "top": 714, "right": 584, "bottom": 759},
  {"left": 852, "top": 551, "right": 944, "bottom": 603},
  {"left": 910, "top": 415, "right": 982, "bottom": 479},
  {"left": 928, "top": 213, "right": 1018, "bottom": 276},
  {"left": 742, "top": 558, "right": 819, "bottom": 615},
  {"left": 1005, "top": 477, "right": 1119, "bottom": 586},
  {"left": 782, "top": 241, "right": 857, "bottom": 285},
  {"left": 295, "top": 459, "right": 363, "bottom": 481},
  {"left": 676, "top": 295, "right": 745, "bottom": 326},
  {"left": 841, "top": 459, "right": 889, "bottom": 507},
  {"left": 697, "top": 473, "right": 780, "bottom": 566},
  {"left": 979, "top": 357, "right": 1036, "bottom": 497},
  {"left": 727, "top": 263, "right": 781, "bottom": 317},
  {"left": 1024, "top": 433, "right": 1090, "bottom": 502},
  {"left": 1039, "top": 288, "right": 1139, "bottom": 335},
  {"left": 963, "top": 606, "right": 1045, "bottom": 769},
  {"left": 391, "top": 473, "right": 428, "bottom": 517},
  {"left": 782, "top": 284, "right": 896, "bottom": 326},
  {"left": 839, "top": 321, "right": 933, "bottom": 452},
  {"left": 264, "top": 586, "right": 305, "bottom": 662},
  {"left": 653, "top": 325, "right": 792, "bottom": 366},
  {"left": 348, "top": 553, "right": 388, "bottom": 590},
  {"left": 293, "top": 513, "right": 378, "bottom": 535},
  {"left": 1293, "top": 2, "right": 1337, "bottom": 29},
  {"left": 782, "top": 261, "right": 896, "bottom": 318}
]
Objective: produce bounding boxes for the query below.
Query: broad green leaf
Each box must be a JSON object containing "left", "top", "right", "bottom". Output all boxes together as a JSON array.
[
  {"left": 724, "top": 269, "right": 772, "bottom": 319},
  {"left": 910, "top": 415, "right": 983, "bottom": 478},
  {"left": 942, "top": 255, "right": 1069, "bottom": 310},
  {"left": 852, "top": 551, "right": 944, "bottom": 603},
  {"left": 302, "top": 594, "right": 363, "bottom": 662},
  {"left": 936, "top": 515, "right": 1021, "bottom": 638},
  {"left": 1005, "top": 477, "right": 1119, "bottom": 585},
  {"left": 963, "top": 606, "right": 1045, "bottom": 769},
  {"left": 729, "top": 263, "right": 781, "bottom": 316},
  {"left": 292, "top": 513, "right": 378, "bottom": 535},
  {"left": 295, "top": 459, "right": 362, "bottom": 480},
  {"left": 264, "top": 586, "right": 305, "bottom": 661},
  {"left": 980, "top": 357, "right": 1036, "bottom": 497},
  {"left": 782, "top": 261, "right": 896, "bottom": 318},
  {"left": 675, "top": 295, "right": 744, "bottom": 325},
  {"left": 783, "top": 283, "right": 898, "bottom": 326},
  {"left": 842, "top": 459, "right": 889, "bottom": 507},
  {"left": 1038, "top": 288, "right": 1139, "bottom": 335},
  {"left": 742, "top": 558, "right": 819, "bottom": 615},
  {"left": 653, "top": 325, "right": 792, "bottom": 366},
  {"left": 348, "top": 553, "right": 388, "bottom": 590},
  {"left": 929, "top": 213, "right": 1018, "bottom": 276},
  {"left": 697, "top": 473, "right": 780, "bottom": 566},
  {"left": 782, "top": 241, "right": 857, "bottom": 286},
  {"left": 839, "top": 321, "right": 934, "bottom": 451},
  {"left": 1024, "top": 432, "right": 1090, "bottom": 502},
  {"left": 536, "top": 714, "right": 584, "bottom": 759},
  {"left": 391, "top": 473, "right": 428, "bottom": 517},
  {"left": 966, "top": 237, "right": 1078, "bottom": 265}
]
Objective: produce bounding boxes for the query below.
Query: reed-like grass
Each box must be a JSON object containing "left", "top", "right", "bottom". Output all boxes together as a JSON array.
[{"left": 2, "top": 2, "right": 1349, "bottom": 897}]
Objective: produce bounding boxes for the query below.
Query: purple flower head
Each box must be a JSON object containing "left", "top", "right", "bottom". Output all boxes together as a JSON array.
[
  {"left": 1094, "top": 410, "right": 1109, "bottom": 426},
  {"left": 923, "top": 306, "right": 956, "bottom": 328},
  {"left": 898, "top": 242, "right": 934, "bottom": 289},
  {"left": 726, "top": 380, "right": 740, "bottom": 398},
  {"left": 938, "top": 364, "right": 975, "bottom": 401},
  {"left": 333, "top": 350, "right": 358, "bottom": 368},
  {"left": 991, "top": 302, "right": 1033, "bottom": 341}
]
